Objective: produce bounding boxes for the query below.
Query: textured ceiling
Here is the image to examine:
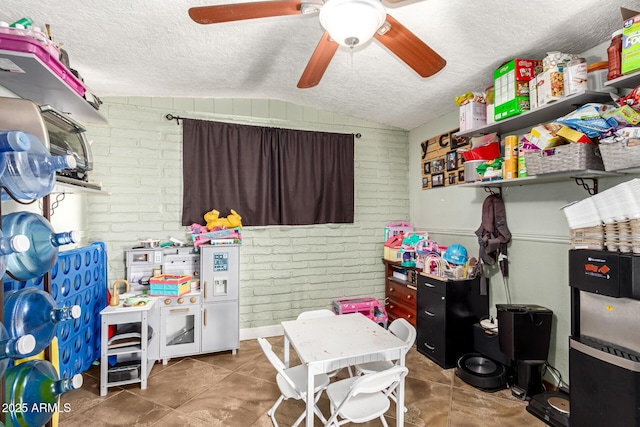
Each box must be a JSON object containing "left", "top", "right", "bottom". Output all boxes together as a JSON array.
[{"left": 1, "top": 0, "right": 639, "bottom": 130}]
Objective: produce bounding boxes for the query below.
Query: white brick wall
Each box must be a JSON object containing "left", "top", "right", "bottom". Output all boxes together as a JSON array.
[{"left": 84, "top": 97, "right": 410, "bottom": 328}]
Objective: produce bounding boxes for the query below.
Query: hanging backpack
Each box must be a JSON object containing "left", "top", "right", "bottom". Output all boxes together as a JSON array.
[{"left": 475, "top": 193, "right": 511, "bottom": 293}]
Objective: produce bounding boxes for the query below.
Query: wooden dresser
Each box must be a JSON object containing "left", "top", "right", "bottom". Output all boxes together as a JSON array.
[{"left": 382, "top": 259, "right": 417, "bottom": 328}]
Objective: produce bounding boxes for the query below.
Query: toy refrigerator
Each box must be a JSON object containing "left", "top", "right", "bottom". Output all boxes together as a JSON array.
[{"left": 199, "top": 244, "right": 240, "bottom": 354}]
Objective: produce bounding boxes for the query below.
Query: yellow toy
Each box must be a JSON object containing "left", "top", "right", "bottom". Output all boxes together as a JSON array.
[{"left": 204, "top": 209, "right": 243, "bottom": 231}]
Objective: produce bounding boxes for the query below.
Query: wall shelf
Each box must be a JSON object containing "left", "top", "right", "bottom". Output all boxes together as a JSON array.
[
  {"left": 604, "top": 70, "right": 640, "bottom": 89},
  {"left": 0, "top": 49, "right": 107, "bottom": 124},
  {"left": 53, "top": 177, "right": 110, "bottom": 196},
  {"left": 460, "top": 169, "right": 624, "bottom": 194},
  {"left": 455, "top": 91, "right": 615, "bottom": 138},
  {"left": 460, "top": 170, "right": 620, "bottom": 189}
]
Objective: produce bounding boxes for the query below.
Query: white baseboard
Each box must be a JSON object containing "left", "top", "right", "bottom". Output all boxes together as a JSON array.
[{"left": 239, "top": 324, "right": 283, "bottom": 341}]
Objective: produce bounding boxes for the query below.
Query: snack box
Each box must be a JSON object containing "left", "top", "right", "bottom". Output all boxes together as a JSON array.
[
  {"left": 622, "top": 8, "right": 640, "bottom": 75},
  {"left": 528, "top": 124, "right": 565, "bottom": 150},
  {"left": 529, "top": 77, "right": 539, "bottom": 110},
  {"left": 494, "top": 58, "right": 538, "bottom": 121},
  {"left": 459, "top": 101, "right": 487, "bottom": 131},
  {"left": 537, "top": 67, "right": 564, "bottom": 107},
  {"left": 600, "top": 104, "right": 640, "bottom": 126}
]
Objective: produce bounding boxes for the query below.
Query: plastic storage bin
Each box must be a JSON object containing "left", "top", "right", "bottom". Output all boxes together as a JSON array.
[
  {"left": 149, "top": 274, "right": 191, "bottom": 296},
  {"left": 0, "top": 32, "right": 85, "bottom": 96}
]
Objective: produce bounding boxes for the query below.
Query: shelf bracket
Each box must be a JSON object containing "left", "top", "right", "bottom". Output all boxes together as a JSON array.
[{"left": 574, "top": 178, "right": 598, "bottom": 195}]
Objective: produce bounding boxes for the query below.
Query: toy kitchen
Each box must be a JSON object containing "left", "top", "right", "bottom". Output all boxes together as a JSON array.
[{"left": 100, "top": 243, "right": 240, "bottom": 395}]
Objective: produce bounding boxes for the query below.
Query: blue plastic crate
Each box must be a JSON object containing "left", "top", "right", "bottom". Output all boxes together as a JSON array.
[{"left": 3, "top": 241, "right": 107, "bottom": 379}]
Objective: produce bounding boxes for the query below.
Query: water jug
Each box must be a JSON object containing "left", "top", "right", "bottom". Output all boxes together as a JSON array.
[
  {"left": 4, "top": 360, "right": 82, "bottom": 427},
  {"left": 2, "top": 211, "right": 79, "bottom": 281},
  {"left": 0, "top": 131, "right": 76, "bottom": 202},
  {"left": 0, "top": 323, "right": 35, "bottom": 379},
  {"left": 4, "top": 287, "right": 80, "bottom": 357},
  {"left": 0, "top": 230, "right": 29, "bottom": 278},
  {"left": 0, "top": 131, "right": 32, "bottom": 182}
]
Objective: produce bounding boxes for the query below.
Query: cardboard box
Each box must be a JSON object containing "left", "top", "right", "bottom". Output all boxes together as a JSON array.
[
  {"left": 486, "top": 104, "right": 495, "bottom": 124},
  {"left": 557, "top": 126, "right": 591, "bottom": 144},
  {"left": 622, "top": 8, "right": 640, "bottom": 75},
  {"left": 528, "top": 124, "right": 565, "bottom": 149},
  {"left": 494, "top": 59, "right": 537, "bottom": 121},
  {"left": 537, "top": 67, "right": 564, "bottom": 106},
  {"left": 459, "top": 101, "right": 487, "bottom": 131},
  {"left": 600, "top": 104, "right": 640, "bottom": 125},
  {"left": 529, "top": 77, "right": 538, "bottom": 110}
]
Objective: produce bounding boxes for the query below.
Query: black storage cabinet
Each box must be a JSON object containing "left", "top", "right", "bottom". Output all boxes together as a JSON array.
[{"left": 416, "top": 273, "right": 489, "bottom": 368}]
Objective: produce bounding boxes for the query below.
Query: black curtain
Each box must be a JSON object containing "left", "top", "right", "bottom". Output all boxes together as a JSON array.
[{"left": 182, "top": 119, "right": 354, "bottom": 227}]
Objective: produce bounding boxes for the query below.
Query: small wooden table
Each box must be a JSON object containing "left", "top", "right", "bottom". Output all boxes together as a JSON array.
[{"left": 281, "top": 312, "right": 407, "bottom": 427}]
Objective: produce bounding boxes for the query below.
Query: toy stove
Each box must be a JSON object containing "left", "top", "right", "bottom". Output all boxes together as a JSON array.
[{"left": 158, "top": 291, "right": 202, "bottom": 362}]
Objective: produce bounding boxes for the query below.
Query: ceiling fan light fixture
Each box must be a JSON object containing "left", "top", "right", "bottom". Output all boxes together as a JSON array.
[{"left": 319, "top": 0, "right": 386, "bottom": 48}]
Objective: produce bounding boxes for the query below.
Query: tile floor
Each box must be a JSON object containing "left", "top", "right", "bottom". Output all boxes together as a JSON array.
[{"left": 59, "top": 336, "right": 547, "bottom": 426}]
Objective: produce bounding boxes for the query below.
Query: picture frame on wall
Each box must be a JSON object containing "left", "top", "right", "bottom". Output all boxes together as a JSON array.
[
  {"left": 457, "top": 151, "right": 466, "bottom": 166},
  {"left": 451, "top": 133, "right": 469, "bottom": 150},
  {"left": 458, "top": 169, "right": 465, "bottom": 182},
  {"left": 422, "top": 177, "right": 429, "bottom": 188},
  {"left": 423, "top": 161, "right": 431, "bottom": 175},
  {"left": 448, "top": 173, "right": 456, "bottom": 185},
  {"left": 432, "top": 158, "right": 445, "bottom": 173},
  {"left": 432, "top": 173, "right": 444, "bottom": 187},
  {"left": 446, "top": 151, "right": 457, "bottom": 171}
]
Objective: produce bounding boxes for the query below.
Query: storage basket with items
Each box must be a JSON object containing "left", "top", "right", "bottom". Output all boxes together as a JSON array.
[{"left": 598, "top": 87, "right": 640, "bottom": 171}]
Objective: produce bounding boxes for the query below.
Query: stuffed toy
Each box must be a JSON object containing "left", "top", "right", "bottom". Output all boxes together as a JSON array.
[{"left": 204, "top": 209, "right": 243, "bottom": 231}]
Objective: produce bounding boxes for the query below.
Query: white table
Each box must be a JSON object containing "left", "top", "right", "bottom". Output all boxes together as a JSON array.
[{"left": 281, "top": 313, "right": 407, "bottom": 427}]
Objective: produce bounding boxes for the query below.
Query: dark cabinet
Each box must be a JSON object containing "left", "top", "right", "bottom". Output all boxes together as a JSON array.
[
  {"left": 382, "top": 259, "right": 417, "bottom": 328},
  {"left": 416, "top": 273, "right": 489, "bottom": 369}
]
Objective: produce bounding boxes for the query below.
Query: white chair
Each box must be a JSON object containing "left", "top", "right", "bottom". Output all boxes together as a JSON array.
[
  {"left": 296, "top": 309, "right": 335, "bottom": 320},
  {"left": 353, "top": 318, "right": 415, "bottom": 410},
  {"left": 323, "top": 365, "right": 409, "bottom": 427},
  {"left": 257, "top": 337, "right": 329, "bottom": 427},
  {"left": 354, "top": 318, "right": 416, "bottom": 376}
]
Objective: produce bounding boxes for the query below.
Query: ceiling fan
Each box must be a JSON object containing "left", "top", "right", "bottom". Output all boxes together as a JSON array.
[{"left": 188, "top": 0, "right": 446, "bottom": 88}]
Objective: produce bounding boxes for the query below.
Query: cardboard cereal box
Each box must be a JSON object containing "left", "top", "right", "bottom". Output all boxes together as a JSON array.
[
  {"left": 493, "top": 59, "right": 538, "bottom": 121},
  {"left": 622, "top": 8, "right": 640, "bottom": 75}
]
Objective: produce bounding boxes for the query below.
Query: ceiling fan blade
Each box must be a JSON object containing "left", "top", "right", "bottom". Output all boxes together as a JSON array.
[
  {"left": 297, "top": 32, "right": 339, "bottom": 89},
  {"left": 374, "top": 14, "right": 446, "bottom": 78},
  {"left": 189, "top": 0, "right": 302, "bottom": 24}
]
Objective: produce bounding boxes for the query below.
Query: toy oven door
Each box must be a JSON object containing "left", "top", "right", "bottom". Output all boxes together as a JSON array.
[{"left": 159, "top": 305, "right": 201, "bottom": 358}]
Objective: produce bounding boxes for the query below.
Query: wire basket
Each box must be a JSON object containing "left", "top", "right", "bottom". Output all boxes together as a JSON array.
[
  {"left": 524, "top": 143, "right": 604, "bottom": 175},
  {"left": 599, "top": 140, "right": 640, "bottom": 171}
]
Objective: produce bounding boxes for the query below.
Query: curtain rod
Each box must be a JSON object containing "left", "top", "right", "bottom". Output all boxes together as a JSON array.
[
  {"left": 164, "top": 113, "right": 361, "bottom": 138},
  {"left": 165, "top": 114, "right": 183, "bottom": 125}
]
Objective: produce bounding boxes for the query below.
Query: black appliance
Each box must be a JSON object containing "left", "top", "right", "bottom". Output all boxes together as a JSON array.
[
  {"left": 569, "top": 249, "right": 640, "bottom": 426},
  {"left": 526, "top": 389, "right": 570, "bottom": 427},
  {"left": 455, "top": 322, "right": 511, "bottom": 392},
  {"left": 496, "top": 304, "right": 553, "bottom": 400}
]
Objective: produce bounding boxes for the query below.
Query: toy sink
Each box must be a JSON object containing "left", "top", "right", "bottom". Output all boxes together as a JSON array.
[{"left": 124, "top": 295, "right": 151, "bottom": 306}]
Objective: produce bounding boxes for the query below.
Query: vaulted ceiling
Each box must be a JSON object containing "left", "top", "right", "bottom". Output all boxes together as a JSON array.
[{"left": 1, "top": 0, "right": 638, "bottom": 129}]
